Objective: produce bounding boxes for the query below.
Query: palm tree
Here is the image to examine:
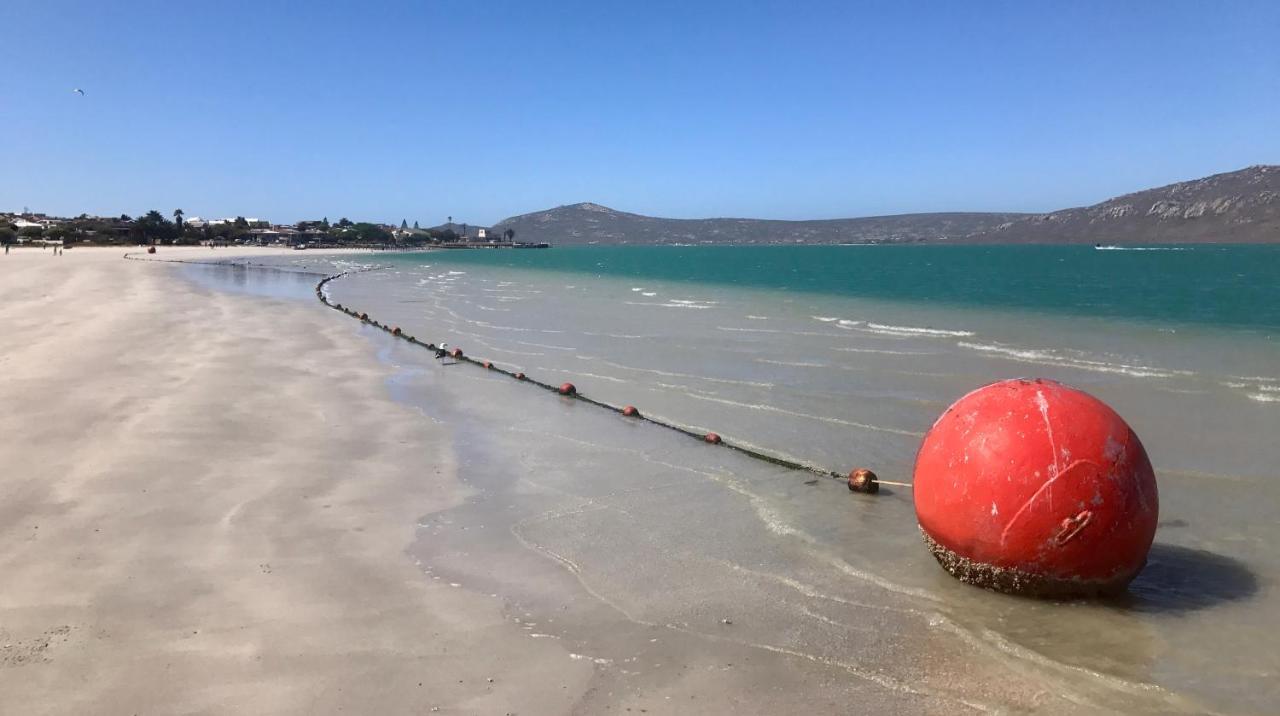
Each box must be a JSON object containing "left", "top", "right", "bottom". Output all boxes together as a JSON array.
[{"left": 173, "top": 208, "right": 184, "bottom": 226}]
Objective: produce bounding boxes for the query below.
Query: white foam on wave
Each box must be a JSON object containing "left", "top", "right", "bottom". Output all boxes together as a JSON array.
[
  {"left": 716, "top": 326, "right": 855, "bottom": 338},
  {"left": 746, "top": 315, "right": 769, "bottom": 320},
  {"left": 641, "top": 292, "right": 657, "bottom": 297},
  {"left": 483, "top": 287, "right": 542, "bottom": 294},
  {"left": 832, "top": 347, "right": 935, "bottom": 356},
  {"left": 756, "top": 358, "right": 829, "bottom": 368},
  {"left": 958, "top": 341, "right": 1193, "bottom": 379},
  {"left": 1248, "top": 393, "right": 1280, "bottom": 403},
  {"left": 864, "top": 322, "right": 974, "bottom": 338},
  {"left": 811, "top": 316, "right": 840, "bottom": 322},
  {"left": 1094, "top": 246, "right": 1189, "bottom": 251},
  {"left": 717, "top": 326, "right": 784, "bottom": 334},
  {"left": 631, "top": 287, "right": 643, "bottom": 292},
  {"left": 580, "top": 331, "right": 650, "bottom": 340},
  {"left": 624, "top": 301, "right": 714, "bottom": 309}
]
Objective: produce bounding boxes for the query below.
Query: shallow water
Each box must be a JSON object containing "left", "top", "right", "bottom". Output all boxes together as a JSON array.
[{"left": 187, "top": 248, "right": 1279, "bottom": 713}]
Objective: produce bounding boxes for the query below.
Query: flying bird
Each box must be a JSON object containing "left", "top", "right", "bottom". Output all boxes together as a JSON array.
[{"left": 73, "top": 88, "right": 85, "bottom": 96}]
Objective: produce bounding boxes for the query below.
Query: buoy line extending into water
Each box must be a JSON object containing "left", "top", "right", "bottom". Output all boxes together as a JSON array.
[
  {"left": 314, "top": 268, "right": 909, "bottom": 494},
  {"left": 121, "top": 252, "right": 903, "bottom": 494}
]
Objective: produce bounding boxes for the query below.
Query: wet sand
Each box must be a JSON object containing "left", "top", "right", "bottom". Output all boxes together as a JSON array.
[{"left": 0, "top": 248, "right": 592, "bottom": 714}]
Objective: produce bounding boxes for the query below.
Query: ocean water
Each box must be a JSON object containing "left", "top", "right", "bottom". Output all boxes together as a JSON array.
[{"left": 192, "top": 245, "right": 1279, "bottom": 713}]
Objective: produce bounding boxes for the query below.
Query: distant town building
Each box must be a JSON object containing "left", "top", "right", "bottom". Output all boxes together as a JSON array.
[{"left": 200, "top": 217, "right": 271, "bottom": 228}]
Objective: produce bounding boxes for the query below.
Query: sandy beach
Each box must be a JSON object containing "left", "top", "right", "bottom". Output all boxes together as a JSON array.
[{"left": 0, "top": 247, "right": 592, "bottom": 714}]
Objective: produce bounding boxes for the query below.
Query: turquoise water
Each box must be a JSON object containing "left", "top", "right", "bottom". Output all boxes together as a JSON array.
[{"left": 383, "top": 245, "right": 1280, "bottom": 333}]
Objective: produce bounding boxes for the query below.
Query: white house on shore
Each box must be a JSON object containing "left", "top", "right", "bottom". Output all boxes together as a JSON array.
[{"left": 186, "top": 217, "right": 270, "bottom": 229}]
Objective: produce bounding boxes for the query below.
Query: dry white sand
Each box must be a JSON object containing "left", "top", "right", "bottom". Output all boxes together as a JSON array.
[{"left": 0, "top": 247, "right": 592, "bottom": 714}]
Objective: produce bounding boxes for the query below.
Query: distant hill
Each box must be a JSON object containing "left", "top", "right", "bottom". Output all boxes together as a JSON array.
[
  {"left": 489, "top": 165, "right": 1280, "bottom": 245},
  {"left": 491, "top": 204, "right": 1027, "bottom": 246},
  {"left": 968, "top": 165, "right": 1280, "bottom": 244}
]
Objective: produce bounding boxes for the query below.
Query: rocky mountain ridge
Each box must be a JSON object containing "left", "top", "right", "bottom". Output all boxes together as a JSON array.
[{"left": 489, "top": 165, "right": 1280, "bottom": 245}]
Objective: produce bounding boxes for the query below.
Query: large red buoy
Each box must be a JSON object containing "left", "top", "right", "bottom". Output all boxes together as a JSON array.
[
  {"left": 704, "top": 432, "right": 722, "bottom": 444},
  {"left": 558, "top": 382, "right": 576, "bottom": 396},
  {"left": 913, "top": 378, "right": 1158, "bottom": 597},
  {"left": 622, "top": 405, "right": 640, "bottom": 418}
]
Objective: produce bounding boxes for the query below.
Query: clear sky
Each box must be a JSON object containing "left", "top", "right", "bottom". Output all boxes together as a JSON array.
[{"left": 3, "top": 1, "right": 1278, "bottom": 226}]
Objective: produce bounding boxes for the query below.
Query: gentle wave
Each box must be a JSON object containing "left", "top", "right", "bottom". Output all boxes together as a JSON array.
[
  {"left": 864, "top": 322, "right": 975, "bottom": 338},
  {"left": 756, "top": 358, "right": 829, "bottom": 368},
  {"left": 717, "top": 326, "right": 784, "bottom": 334},
  {"left": 832, "top": 347, "right": 936, "bottom": 356},
  {"left": 579, "top": 331, "right": 651, "bottom": 340},
  {"left": 469, "top": 319, "right": 564, "bottom": 334},
  {"left": 679, "top": 390, "right": 922, "bottom": 437},
  {"left": 1094, "top": 246, "right": 1189, "bottom": 251},
  {"left": 594, "top": 358, "right": 775, "bottom": 388},
  {"left": 624, "top": 301, "right": 714, "bottom": 309},
  {"left": 817, "top": 316, "right": 975, "bottom": 339},
  {"left": 958, "top": 341, "right": 1192, "bottom": 379}
]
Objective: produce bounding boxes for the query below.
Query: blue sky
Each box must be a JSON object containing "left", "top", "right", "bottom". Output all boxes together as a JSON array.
[{"left": 2, "top": 1, "right": 1277, "bottom": 225}]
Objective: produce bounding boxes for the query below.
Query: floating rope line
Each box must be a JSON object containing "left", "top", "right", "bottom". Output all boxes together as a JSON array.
[
  {"left": 122, "top": 254, "right": 907, "bottom": 493},
  {"left": 316, "top": 269, "right": 911, "bottom": 494}
]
